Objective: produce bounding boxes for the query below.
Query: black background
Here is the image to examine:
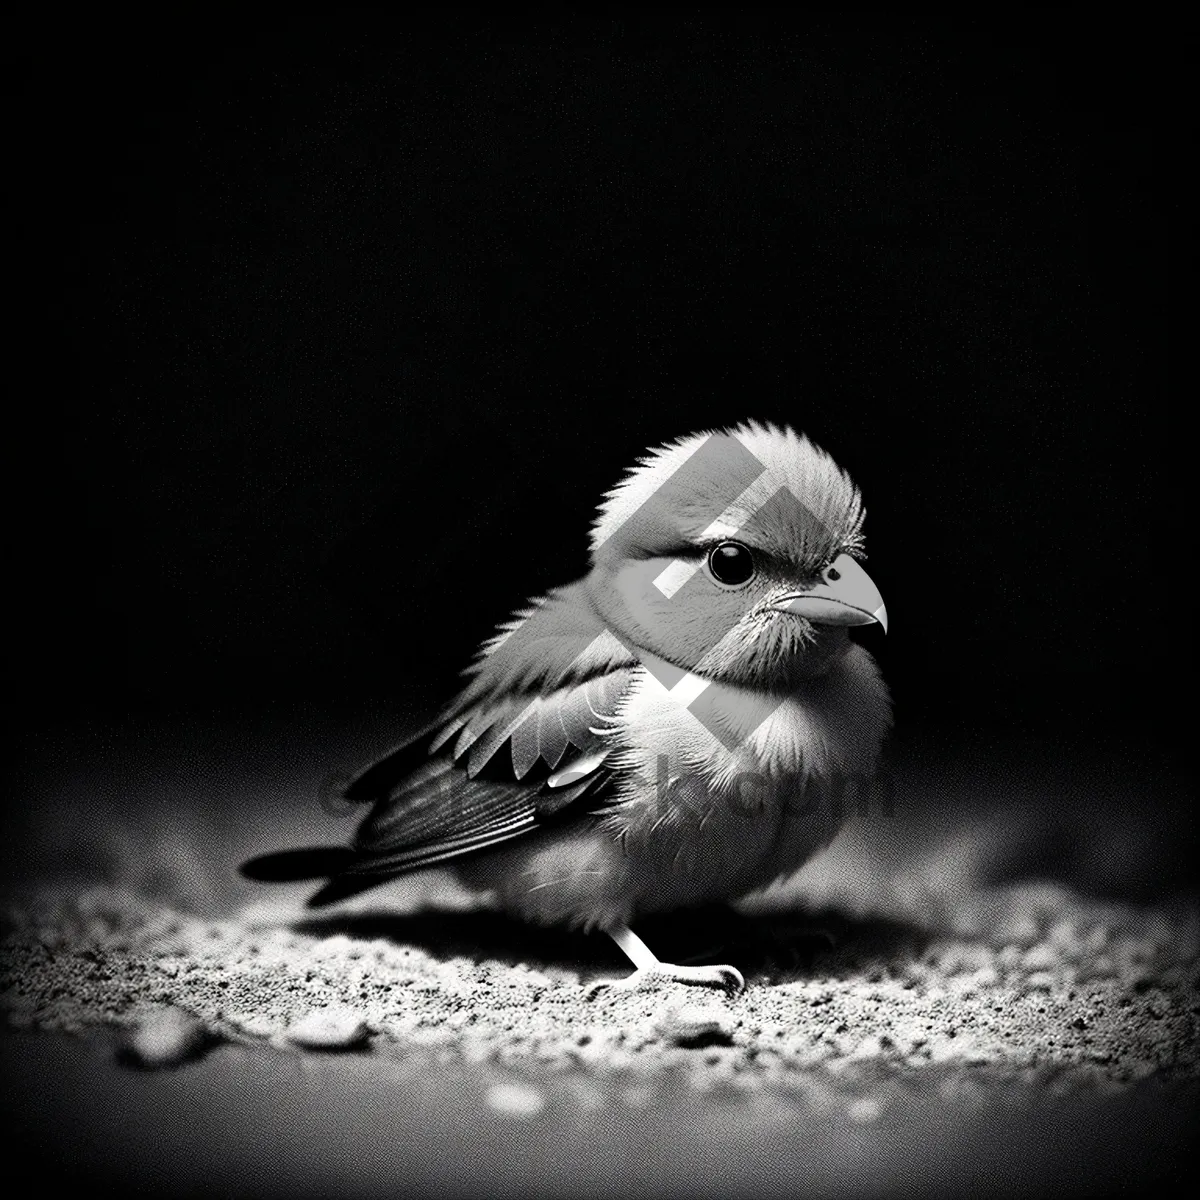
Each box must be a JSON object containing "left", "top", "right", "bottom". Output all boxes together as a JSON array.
[
  {"left": 11, "top": 14, "right": 1186, "bottom": 763},
  {"left": 6, "top": 25, "right": 1196, "bottom": 1191}
]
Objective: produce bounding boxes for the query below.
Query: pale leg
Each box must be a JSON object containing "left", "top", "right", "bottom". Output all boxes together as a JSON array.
[{"left": 585, "top": 924, "right": 745, "bottom": 998}]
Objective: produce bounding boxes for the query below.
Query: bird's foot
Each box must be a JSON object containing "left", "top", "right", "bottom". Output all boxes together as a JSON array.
[{"left": 585, "top": 961, "right": 744, "bottom": 999}]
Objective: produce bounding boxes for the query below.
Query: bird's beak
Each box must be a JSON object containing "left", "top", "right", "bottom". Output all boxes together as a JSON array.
[{"left": 774, "top": 554, "right": 888, "bottom": 633}]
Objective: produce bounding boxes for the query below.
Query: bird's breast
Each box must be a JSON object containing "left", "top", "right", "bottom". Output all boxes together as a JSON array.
[
  {"left": 458, "top": 645, "right": 891, "bottom": 929},
  {"left": 599, "top": 645, "right": 892, "bottom": 907},
  {"left": 611, "top": 644, "right": 890, "bottom": 793}
]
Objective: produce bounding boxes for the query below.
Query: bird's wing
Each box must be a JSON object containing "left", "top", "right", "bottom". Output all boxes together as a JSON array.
[
  {"left": 338, "top": 578, "right": 632, "bottom": 806},
  {"left": 297, "top": 580, "right": 642, "bottom": 905},
  {"left": 308, "top": 665, "right": 635, "bottom": 903}
]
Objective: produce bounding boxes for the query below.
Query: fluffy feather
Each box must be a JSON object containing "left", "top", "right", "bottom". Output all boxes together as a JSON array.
[
  {"left": 242, "top": 421, "right": 891, "bottom": 933},
  {"left": 590, "top": 421, "right": 865, "bottom": 567}
]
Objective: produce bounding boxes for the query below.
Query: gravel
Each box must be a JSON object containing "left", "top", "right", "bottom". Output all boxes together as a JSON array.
[{"left": 3, "top": 874, "right": 1197, "bottom": 1113}]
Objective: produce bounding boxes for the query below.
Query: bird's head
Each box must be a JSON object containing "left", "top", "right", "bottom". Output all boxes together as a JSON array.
[{"left": 584, "top": 421, "right": 886, "bottom": 689}]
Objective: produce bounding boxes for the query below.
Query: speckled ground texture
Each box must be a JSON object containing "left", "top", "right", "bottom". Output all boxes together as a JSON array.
[
  {"left": 2, "top": 724, "right": 1198, "bottom": 1197},
  {"left": 7, "top": 855, "right": 1199, "bottom": 1095}
]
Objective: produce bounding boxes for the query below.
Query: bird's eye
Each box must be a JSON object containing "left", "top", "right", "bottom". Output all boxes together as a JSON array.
[
  {"left": 824, "top": 565, "right": 841, "bottom": 582},
  {"left": 707, "top": 541, "right": 755, "bottom": 586}
]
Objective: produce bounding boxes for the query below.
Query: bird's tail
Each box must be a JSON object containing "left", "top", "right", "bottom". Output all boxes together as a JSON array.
[
  {"left": 240, "top": 847, "right": 389, "bottom": 908},
  {"left": 239, "top": 847, "right": 356, "bottom": 883}
]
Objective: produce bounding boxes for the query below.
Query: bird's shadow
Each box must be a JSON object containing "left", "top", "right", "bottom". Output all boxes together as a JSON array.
[{"left": 291, "top": 904, "right": 931, "bottom": 985}]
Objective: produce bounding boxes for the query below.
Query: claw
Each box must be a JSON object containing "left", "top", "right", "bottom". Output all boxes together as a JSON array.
[{"left": 585, "top": 962, "right": 745, "bottom": 999}]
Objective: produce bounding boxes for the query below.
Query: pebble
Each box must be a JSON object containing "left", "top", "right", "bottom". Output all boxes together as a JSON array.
[
  {"left": 119, "top": 1006, "right": 211, "bottom": 1069},
  {"left": 656, "top": 1004, "right": 735, "bottom": 1048},
  {"left": 847, "top": 1097, "right": 882, "bottom": 1123},
  {"left": 228, "top": 1011, "right": 281, "bottom": 1039},
  {"left": 485, "top": 1081, "right": 545, "bottom": 1118},
  {"left": 1048, "top": 920, "right": 1080, "bottom": 956},
  {"left": 998, "top": 913, "right": 1042, "bottom": 949},
  {"left": 849, "top": 1035, "right": 894, "bottom": 1061},
  {"left": 1023, "top": 945, "right": 1059, "bottom": 972},
  {"left": 283, "top": 1006, "right": 371, "bottom": 1051}
]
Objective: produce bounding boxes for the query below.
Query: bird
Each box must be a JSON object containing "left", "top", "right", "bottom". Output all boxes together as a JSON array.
[{"left": 242, "top": 421, "right": 891, "bottom": 995}]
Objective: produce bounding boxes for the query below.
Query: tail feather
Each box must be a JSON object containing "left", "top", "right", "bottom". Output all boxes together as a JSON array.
[{"left": 239, "top": 847, "right": 356, "bottom": 882}]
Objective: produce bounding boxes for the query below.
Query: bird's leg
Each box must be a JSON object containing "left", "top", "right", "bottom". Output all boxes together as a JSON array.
[{"left": 585, "top": 924, "right": 745, "bottom": 998}]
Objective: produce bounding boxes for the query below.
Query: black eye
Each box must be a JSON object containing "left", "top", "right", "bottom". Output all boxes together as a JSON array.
[
  {"left": 707, "top": 541, "right": 755, "bottom": 586},
  {"left": 825, "top": 566, "right": 841, "bottom": 582}
]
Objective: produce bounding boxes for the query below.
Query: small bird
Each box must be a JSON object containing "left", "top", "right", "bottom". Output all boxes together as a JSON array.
[{"left": 243, "top": 421, "right": 891, "bottom": 994}]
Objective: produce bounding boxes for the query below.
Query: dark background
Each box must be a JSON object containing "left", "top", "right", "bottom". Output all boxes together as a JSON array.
[
  {"left": 6, "top": 24, "right": 1196, "bottom": 1193},
  {"left": 10, "top": 14, "right": 1186, "bottom": 768}
]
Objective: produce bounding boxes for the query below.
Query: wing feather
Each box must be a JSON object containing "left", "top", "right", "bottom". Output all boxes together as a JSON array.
[
  {"left": 509, "top": 707, "right": 542, "bottom": 780},
  {"left": 328, "top": 666, "right": 634, "bottom": 894},
  {"left": 309, "top": 584, "right": 639, "bottom": 906},
  {"left": 465, "top": 704, "right": 528, "bottom": 776},
  {"left": 536, "top": 701, "right": 570, "bottom": 769}
]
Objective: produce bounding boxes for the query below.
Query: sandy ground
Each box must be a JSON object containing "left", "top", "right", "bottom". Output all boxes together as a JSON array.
[
  {"left": 2, "top": 717, "right": 1198, "bottom": 1196},
  {"left": 6, "top": 855, "right": 1199, "bottom": 1094}
]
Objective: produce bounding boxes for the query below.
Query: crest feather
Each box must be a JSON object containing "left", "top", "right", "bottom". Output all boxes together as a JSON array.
[{"left": 589, "top": 421, "right": 866, "bottom": 564}]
